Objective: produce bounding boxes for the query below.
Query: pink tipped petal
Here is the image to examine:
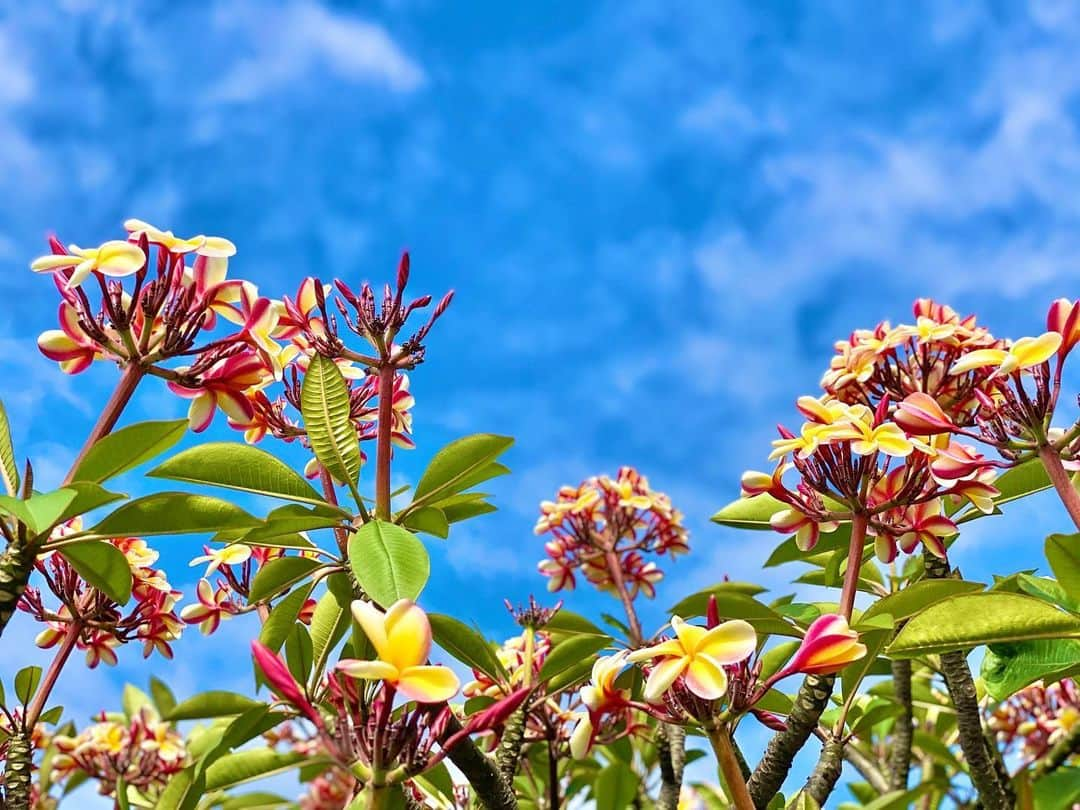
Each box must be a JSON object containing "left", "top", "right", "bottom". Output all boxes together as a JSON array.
[{"left": 698, "top": 619, "right": 758, "bottom": 664}]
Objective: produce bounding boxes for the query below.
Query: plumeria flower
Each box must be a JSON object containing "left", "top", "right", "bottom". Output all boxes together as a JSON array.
[
  {"left": 189, "top": 543, "right": 252, "bottom": 575},
  {"left": 846, "top": 415, "right": 915, "bottom": 457},
  {"left": 37, "top": 301, "right": 113, "bottom": 374},
  {"left": 630, "top": 615, "right": 757, "bottom": 703},
  {"left": 774, "top": 614, "right": 867, "bottom": 680},
  {"left": 180, "top": 579, "right": 236, "bottom": 635},
  {"left": 124, "top": 218, "right": 236, "bottom": 258},
  {"left": 31, "top": 239, "right": 146, "bottom": 288},
  {"left": 896, "top": 499, "right": 958, "bottom": 559},
  {"left": 168, "top": 351, "right": 272, "bottom": 432},
  {"left": 894, "top": 392, "right": 954, "bottom": 435},
  {"left": 1047, "top": 298, "right": 1080, "bottom": 360},
  {"left": 337, "top": 599, "right": 460, "bottom": 703},
  {"left": 570, "top": 651, "right": 632, "bottom": 758},
  {"left": 83, "top": 631, "right": 122, "bottom": 668},
  {"left": 770, "top": 507, "right": 838, "bottom": 552},
  {"left": 950, "top": 332, "right": 1062, "bottom": 377}
]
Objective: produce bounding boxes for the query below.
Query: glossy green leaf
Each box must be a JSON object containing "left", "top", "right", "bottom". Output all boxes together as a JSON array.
[
  {"left": 69, "top": 419, "right": 188, "bottom": 484},
  {"left": 301, "top": 355, "right": 360, "bottom": 493},
  {"left": 711, "top": 493, "right": 786, "bottom": 529},
  {"left": 14, "top": 665, "right": 42, "bottom": 705},
  {"left": 544, "top": 610, "right": 610, "bottom": 638},
  {"left": 165, "top": 691, "right": 263, "bottom": 721},
  {"left": 1046, "top": 533, "right": 1080, "bottom": 603},
  {"left": 59, "top": 541, "right": 132, "bottom": 605},
  {"left": 859, "top": 579, "right": 985, "bottom": 626},
  {"left": 149, "top": 676, "right": 177, "bottom": 717},
  {"left": 411, "top": 434, "right": 514, "bottom": 507},
  {"left": 309, "top": 573, "right": 354, "bottom": 681},
  {"left": 348, "top": 520, "right": 430, "bottom": 606},
  {"left": 593, "top": 761, "right": 638, "bottom": 810},
  {"left": 257, "top": 580, "right": 316, "bottom": 653},
  {"left": 980, "top": 637, "right": 1080, "bottom": 701},
  {"left": 889, "top": 593, "right": 1080, "bottom": 658},
  {"left": 203, "top": 749, "right": 309, "bottom": 791},
  {"left": 285, "top": 624, "right": 313, "bottom": 685},
  {"left": 149, "top": 442, "right": 328, "bottom": 506},
  {"left": 122, "top": 684, "right": 152, "bottom": 720},
  {"left": 429, "top": 613, "right": 504, "bottom": 682},
  {"left": 89, "top": 493, "right": 260, "bottom": 538},
  {"left": 248, "top": 557, "right": 322, "bottom": 604},
  {"left": 538, "top": 635, "right": 611, "bottom": 683},
  {"left": 765, "top": 524, "right": 854, "bottom": 568},
  {"left": 668, "top": 590, "right": 799, "bottom": 638},
  {"left": 401, "top": 506, "right": 449, "bottom": 539},
  {"left": 0, "top": 400, "right": 18, "bottom": 497},
  {"left": 54, "top": 482, "right": 125, "bottom": 526}
]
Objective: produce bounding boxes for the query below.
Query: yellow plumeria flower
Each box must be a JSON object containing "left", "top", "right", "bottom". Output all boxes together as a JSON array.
[
  {"left": 124, "top": 218, "right": 237, "bottom": 258},
  {"left": 31, "top": 240, "right": 146, "bottom": 288},
  {"left": 337, "top": 599, "right": 460, "bottom": 703},
  {"left": 847, "top": 418, "right": 915, "bottom": 457},
  {"left": 629, "top": 615, "right": 756, "bottom": 702},
  {"left": 189, "top": 543, "right": 252, "bottom": 575},
  {"left": 950, "top": 332, "right": 1062, "bottom": 376},
  {"left": 570, "top": 650, "right": 632, "bottom": 759}
]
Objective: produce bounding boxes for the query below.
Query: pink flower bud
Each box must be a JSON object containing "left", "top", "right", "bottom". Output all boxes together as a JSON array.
[
  {"left": 777, "top": 614, "right": 867, "bottom": 679},
  {"left": 894, "top": 392, "right": 953, "bottom": 434},
  {"left": 397, "top": 251, "right": 411, "bottom": 291},
  {"left": 706, "top": 594, "right": 720, "bottom": 630},
  {"left": 1047, "top": 298, "right": 1080, "bottom": 359},
  {"left": 251, "top": 641, "right": 320, "bottom": 725},
  {"left": 463, "top": 687, "right": 532, "bottom": 734}
]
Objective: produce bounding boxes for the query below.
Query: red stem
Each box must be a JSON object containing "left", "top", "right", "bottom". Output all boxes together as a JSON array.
[
  {"left": 604, "top": 549, "right": 643, "bottom": 646},
  {"left": 62, "top": 363, "right": 145, "bottom": 485},
  {"left": 839, "top": 514, "right": 868, "bottom": 620},
  {"left": 374, "top": 365, "right": 395, "bottom": 521},
  {"left": 24, "top": 621, "right": 81, "bottom": 728},
  {"left": 320, "top": 468, "right": 351, "bottom": 556},
  {"left": 1038, "top": 445, "right": 1080, "bottom": 531}
]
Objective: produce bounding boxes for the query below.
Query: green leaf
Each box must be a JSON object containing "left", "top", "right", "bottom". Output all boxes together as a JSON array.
[
  {"left": 348, "top": 520, "right": 430, "bottom": 606},
  {"left": 980, "top": 457, "right": 1052, "bottom": 508},
  {"left": 401, "top": 506, "right": 449, "bottom": 539},
  {"left": 285, "top": 624, "right": 314, "bottom": 685},
  {"left": 888, "top": 593, "right": 1080, "bottom": 658},
  {"left": 301, "top": 355, "right": 360, "bottom": 493},
  {"left": 980, "top": 637, "right": 1080, "bottom": 701},
  {"left": 23, "top": 489, "right": 78, "bottom": 535},
  {"left": 0, "top": 401, "right": 19, "bottom": 497},
  {"left": 122, "top": 684, "right": 152, "bottom": 720},
  {"left": 309, "top": 574, "right": 354, "bottom": 681},
  {"left": 411, "top": 434, "right": 514, "bottom": 507},
  {"left": 220, "top": 793, "right": 291, "bottom": 810},
  {"left": 248, "top": 557, "right": 322, "bottom": 605},
  {"left": 204, "top": 749, "right": 309, "bottom": 791},
  {"left": 149, "top": 676, "right": 177, "bottom": 717},
  {"left": 840, "top": 628, "right": 891, "bottom": 701},
  {"left": 759, "top": 640, "right": 801, "bottom": 681},
  {"left": 14, "top": 666, "right": 42, "bottom": 705},
  {"left": 58, "top": 541, "right": 132, "bottom": 605},
  {"left": 69, "top": 419, "right": 188, "bottom": 484},
  {"left": 765, "top": 523, "right": 854, "bottom": 568},
  {"left": 859, "top": 579, "right": 985, "bottom": 626},
  {"left": 429, "top": 613, "right": 504, "bottom": 682},
  {"left": 538, "top": 636, "right": 611, "bottom": 683},
  {"left": 165, "top": 691, "right": 263, "bottom": 721},
  {"left": 711, "top": 493, "right": 786, "bottom": 529},
  {"left": 668, "top": 590, "right": 799, "bottom": 638},
  {"left": 544, "top": 610, "right": 610, "bottom": 638},
  {"left": 55, "top": 482, "right": 125, "bottom": 526},
  {"left": 593, "top": 761, "right": 638, "bottom": 810},
  {"left": 1046, "top": 533, "right": 1080, "bottom": 604},
  {"left": 1017, "top": 573, "right": 1078, "bottom": 610},
  {"left": 257, "top": 580, "right": 316, "bottom": 653},
  {"left": 88, "top": 493, "right": 260, "bottom": 538},
  {"left": 149, "top": 443, "right": 329, "bottom": 507}
]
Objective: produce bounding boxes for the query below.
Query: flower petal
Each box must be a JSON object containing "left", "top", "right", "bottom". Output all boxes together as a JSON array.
[
  {"left": 336, "top": 659, "right": 399, "bottom": 681},
  {"left": 684, "top": 654, "right": 730, "bottom": 701},
  {"left": 642, "top": 656, "right": 688, "bottom": 703},
  {"left": 698, "top": 619, "right": 757, "bottom": 664},
  {"left": 396, "top": 665, "right": 460, "bottom": 703},
  {"left": 383, "top": 599, "right": 433, "bottom": 671}
]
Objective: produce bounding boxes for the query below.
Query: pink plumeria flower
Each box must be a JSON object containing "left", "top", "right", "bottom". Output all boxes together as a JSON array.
[
  {"left": 180, "top": 579, "right": 236, "bottom": 636},
  {"left": 775, "top": 614, "right": 867, "bottom": 680},
  {"left": 168, "top": 351, "right": 271, "bottom": 432},
  {"left": 124, "top": 218, "right": 236, "bottom": 258}
]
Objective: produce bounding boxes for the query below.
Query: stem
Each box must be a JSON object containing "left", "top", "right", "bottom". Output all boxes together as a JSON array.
[
  {"left": 359, "top": 783, "right": 391, "bottom": 809},
  {"left": 442, "top": 713, "right": 517, "bottom": 810},
  {"left": 1038, "top": 445, "right": 1080, "bottom": 531},
  {"left": 495, "top": 705, "right": 528, "bottom": 782},
  {"left": 0, "top": 537, "right": 33, "bottom": 639},
  {"left": 603, "top": 549, "right": 643, "bottom": 646},
  {"left": 924, "top": 554, "right": 1014, "bottom": 810},
  {"left": 801, "top": 737, "right": 845, "bottom": 806},
  {"left": 888, "top": 657, "right": 914, "bottom": 790},
  {"left": 24, "top": 621, "right": 81, "bottom": 728},
  {"left": 62, "top": 363, "right": 145, "bottom": 486},
  {"left": 3, "top": 727, "right": 32, "bottom": 810},
  {"left": 374, "top": 365, "right": 395, "bottom": 521},
  {"left": 746, "top": 674, "right": 835, "bottom": 809},
  {"left": 320, "top": 468, "right": 351, "bottom": 557},
  {"left": 708, "top": 726, "right": 754, "bottom": 810},
  {"left": 547, "top": 737, "right": 560, "bottom": 809},
  {"left": 839, "top": 514, "right": 868, "bottom": 620},
  {"left": 656, "top": 723, "right": 685, "bottom": 810}
]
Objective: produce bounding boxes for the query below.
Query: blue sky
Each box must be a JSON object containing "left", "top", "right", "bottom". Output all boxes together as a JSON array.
[{"left": 2, "top": 1, "right": 1080, "bottom": 805}]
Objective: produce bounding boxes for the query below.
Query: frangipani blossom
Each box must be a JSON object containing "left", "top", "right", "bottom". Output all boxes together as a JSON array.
[
  {"left": 896, "top": 499, "right": 958, "bottom": 559},
  {"left": 180, "top": 579, "right": 236, "bottom": 635},
  {"left": 124, "top": 218, "right": 236, "bottom": 258},
  {"left": 570, "top": 651, "right": 632, "bottom": 758},
  {"left": 31, "top": 240, "right": 146, "bottom": 288},
  {"left": 950, "top": 332, "right": 1062, "bottom": 376},
  {"left": 189, "top": 543, "right": 252, "bottom": 575},
  {"left": 1047, "top": 298, "right": 1080, "bottom": 359},
  {"left": 770, "top": 508, "right": 838, "bottom": 552},
  {"left": 894, "top": 392, "right": 954, "bottom": 435},
  {"left": 168, "top": 351, "right": 271, "bottom": 432},
  {"left": 629, "top": 615, "right": 756, "bottom": 703},
  {"left": 337, "top": 599, "right": 460, "bottom": 703},
  {"left": 776, "top": 614, "right": 866, "bottom": 679},
  {"left": 37, "top": 301, "right": 111, "bottom": 374}
]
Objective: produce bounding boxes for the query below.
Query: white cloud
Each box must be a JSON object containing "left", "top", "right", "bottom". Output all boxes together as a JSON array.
[{"left": 211, "top": 1, "right": 425, "bottom": 102}]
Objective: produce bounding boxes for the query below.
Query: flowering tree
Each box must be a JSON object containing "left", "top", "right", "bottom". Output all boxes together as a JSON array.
[{"left": 0, "top": 224, "right": 1079, "bottom": 809}]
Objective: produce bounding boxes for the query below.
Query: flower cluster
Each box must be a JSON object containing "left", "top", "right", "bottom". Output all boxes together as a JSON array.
[
  {"left": 464, "top": 631, "right": 551, "bottom": 699},
  {"left": 51, "top": 708, "right": 186, "bottom": 798},
  {"left": 989, "top": 678, "right": 1080, "bottom": 761},
  {"left": 536, "top": 467, "right": 688, "bottom": 595},
  {"left": 19, "top": 525, "right": 183, "bottom": 665}
]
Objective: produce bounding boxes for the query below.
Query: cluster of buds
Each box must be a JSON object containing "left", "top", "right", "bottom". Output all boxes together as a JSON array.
[
  {"left": 51, "top": 708, "right": 186, "bottom": 798},
  {"left": 989, "top": 678, "right": 1080, "bottom": 761},
  {"left": 464, "top": 631, "right": 552, "bottom": 700},
  {"left": 19, "top": 524, "right": 183, "bottom": 665},
  {"left": 251, "top": 600, "right": 529, "bottom": 791},
  {"left": 536, "top": 467, "right": 688, "bottom": 596},
  {"left": 180, "top": 543, "right": 315, "bottom": 635}
]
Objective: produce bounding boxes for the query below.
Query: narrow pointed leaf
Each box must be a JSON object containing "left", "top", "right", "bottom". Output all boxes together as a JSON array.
[{"left": 0, "top": 401, "right": 18, "bottom": 497}]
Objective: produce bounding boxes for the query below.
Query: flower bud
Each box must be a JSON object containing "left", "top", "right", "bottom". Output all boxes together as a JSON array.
[
  {"left": 777, "top": 614, "right": 867, "bottom": 678},
  {"left": 894, "top": 392, "right": 953, "bottom": 434},
  {"left": 251, "top": 641, "right": 321, "bottom": 725}
]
